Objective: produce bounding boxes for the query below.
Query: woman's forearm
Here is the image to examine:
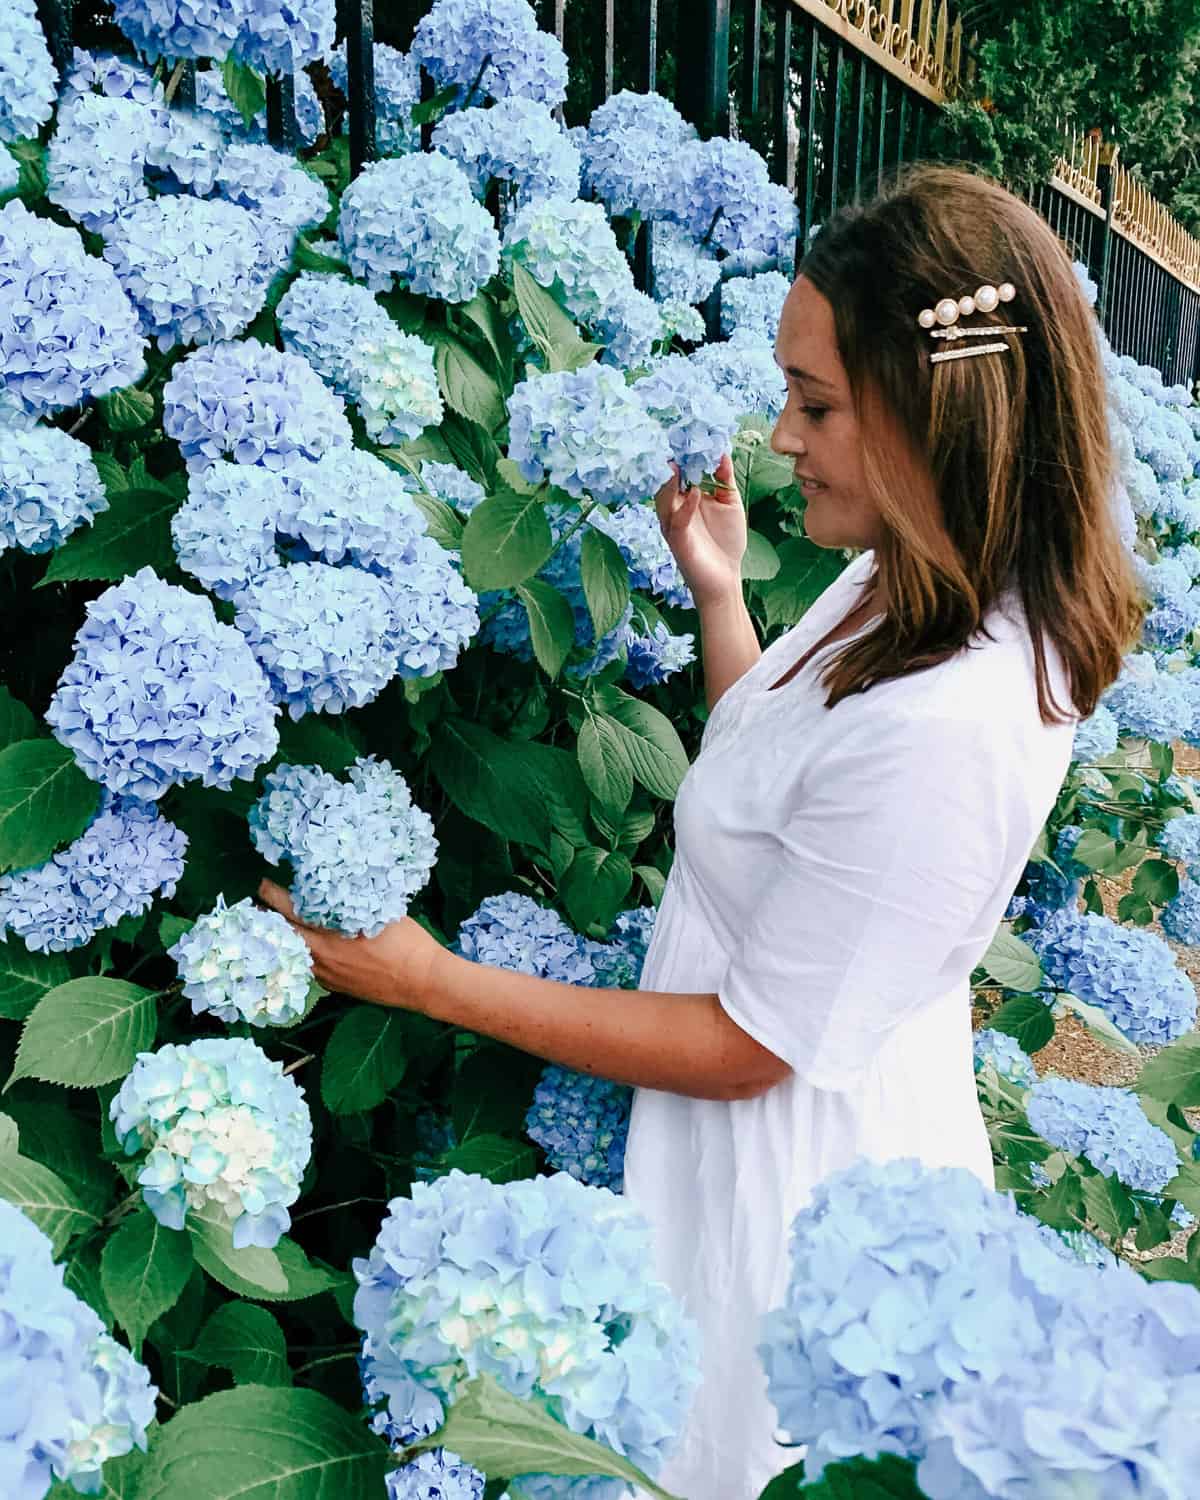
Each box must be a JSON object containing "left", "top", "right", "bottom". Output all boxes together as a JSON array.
[
  {"left": 417, "top": 948, "right": 790, "bottom": 1102},
  {"left": 698, "top": 587, "right": 762, "bottom": 710}
]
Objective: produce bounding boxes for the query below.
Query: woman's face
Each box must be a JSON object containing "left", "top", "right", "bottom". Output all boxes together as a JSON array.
[{"left": 770, "top": 275, "right": 883, "bottom": 552}]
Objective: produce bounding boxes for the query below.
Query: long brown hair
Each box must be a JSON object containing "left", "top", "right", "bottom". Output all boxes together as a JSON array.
[{"left": 799, "top": 162, "right": 1144, "bottom": 723}]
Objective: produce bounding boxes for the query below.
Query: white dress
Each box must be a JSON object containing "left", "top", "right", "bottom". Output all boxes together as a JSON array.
[{"left": 623, "top": 548, "right": 1077, "bottom": 1500}]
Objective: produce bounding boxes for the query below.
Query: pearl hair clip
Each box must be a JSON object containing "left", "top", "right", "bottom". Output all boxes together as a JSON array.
[{"left": 916, "top": 281, "right": 1028, "bottom": 365}]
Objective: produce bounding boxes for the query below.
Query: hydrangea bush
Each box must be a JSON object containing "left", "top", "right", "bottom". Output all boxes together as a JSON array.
[{"left": 2, "top": 0, "right": 1200, "bottom": 1496}]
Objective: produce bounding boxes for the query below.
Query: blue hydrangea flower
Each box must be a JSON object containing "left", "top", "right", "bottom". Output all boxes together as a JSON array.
[
  {"left": 972, "top": 1027, "right": 1036, "bottom": 1088},
  {"left": 625, "top": 623, "right": 696, "bottom": 688},
  {"left": 0, "top": 0, "right": 57, "bottom": 143},
  {"left": 1165, "top": 541, "right": 1200, "bottom": 579},
  {"left": 595, "top": 282, "right": 663, "bottom": 369},
  {"left": 0, "top": 794, "right": 186, "bottom": 954},
  {"left": 1162, "top": 876, "right": 1200, "bottom": 945},
  {"left": 275, "top": 447, "right": 430, "bottom": 574},
  {"left": 0, "top": 423, "right": 107, "bottom": 555},
  {"left": 663, "top": 136, "right": 778, "bottom": 256},
  {"left": 433, "top": 96, "right": 580, "bottom": 206},
  {"left": 249, "top": 757, "right": 437, "bottom": 937},
  {"left": 420, "top": 461, "right": 485, "bottom": 516},
  {"left": 233, "top": 0, "right": 334, "bottom": 76},
  {"left": 455, "top": 891, "right": 595, "bottom": 984},
  {"left": 47, "top": 91, "right": 165, "bottom": 232},
  {"left": 47, "top": 567, "right": 279, "bottom": 800},
  {"left": 688, "top": 330, "right": 786, "bottom": 421},
  {"left": 277, "top": 273, "right": 444, "bottom": 444},
  {"left": 215, "top": 142, "right": 331, "bottom": 247},
  {"left": 718, "top": 180, "right": 799, "bottom": 274},
  {"left": 63, "top": 47, "right": 162, "bottom": 107},
  {"left": 581, "top": 90, "right": 696, "bottom": 220},
  {"left": 143, "top": 107, "right": 226, "bottom": 195},
  {"left": 110, "top": 1036, "right": 313, "bottom": 1247},
  {"left": 0, "top": 200, "right": 146, "bottom": 418},
  {"left": 649, "top": 222, "right": 720, "bottom": 307},
  {"left": 113, "top": 0, "right": 243, "bottom": 59},
  {"left": 1100, "top": 653, "right": 1198, "bottom": 741},
  {"left": 163, "top": 339, "right": 352, "bottom": 473},
  {"left": 1071, "top": 703, "right": 1119, "bottom": 761},
  {"left": 656, "top": 298, "right": 706, "bottom": 345},
  {"left": 381, "top": 534, "right": 481, "bottom": 678},
  {"left": 412, "top": 0, "right": 568, "bottom": 108},
  {"left": 508, "top": 363, "right": 671, "bottom": 509},
  {"left": 172, "top": 461, "right": 295, "bottom": 601},
  {"left": 387, "top": 1450, "right": 485, "bottom": 1500},
  {"left": 526, "top": 1066, "right": 631, "bottom": 1191},
  {"left": 720, "top": 270, "right": 789, "bottom": 342},
  {"left": 103, "top": 196, "right": 276, "bottom": 352},
  {"left": 170, "top": 894, "right": 313, "bottom": 1026},
  {"left": 503, "top": 196, "right": 632, "bottom": 329},
  {"left": 329, "top": 42, "right": 420, "bottom": 156},
  {"left": 1029, "top": 906, "right": 1196, "bottom": 1046},
  {"left": 1158, "top": 813, "right": 1200, "bottom": 871},
  {"left": 633, "top": 355, "right": 738, "bottom": 485},
  {"left": 353, "top": 1170, "right": 700, "bottom": 1496},
  {"left": 588, "top": 502, "right": 692, "bottom": 607},
  {"left": 1027, "top": 1076, "right": 1179, "bottom": 1191},
  {"left": 339, "top": 153, "right": 501, "bottom": 303},
  {"left": 0, "top": 1200, "right": 157, "bottom": 1500}
]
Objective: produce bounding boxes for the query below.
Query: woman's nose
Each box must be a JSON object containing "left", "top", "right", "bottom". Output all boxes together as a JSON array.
[{"left": 770, "top": 422, "right": 803, "bottom": 458}]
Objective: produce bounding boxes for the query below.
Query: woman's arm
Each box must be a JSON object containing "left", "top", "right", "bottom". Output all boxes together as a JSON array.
[{"left": 698, "top": 587, "right": 762, "bottom": 711}]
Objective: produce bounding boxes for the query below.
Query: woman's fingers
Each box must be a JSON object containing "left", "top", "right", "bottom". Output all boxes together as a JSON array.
[{"left": 711, "top": 452, "right": 739, "bottom": 503}]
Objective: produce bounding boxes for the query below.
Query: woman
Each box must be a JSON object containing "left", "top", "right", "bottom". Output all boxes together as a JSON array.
[{"left": 260, "top": 163, "right": 1143, "bottom": 1497}]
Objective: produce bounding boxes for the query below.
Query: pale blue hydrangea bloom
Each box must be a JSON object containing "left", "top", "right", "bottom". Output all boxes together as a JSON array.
[
  {"left": 276, "top": 446, "right": 430, "bottom": 573},
  {"left": 581, "top": 89, "right": 696, "bottom": 220},
  {"left": 433, "top": 96, "right": 580, "bottom": 206},
  {"left": 1162, "top": 877, "right": 1200, "bottom": 945},
  {"left": 420, "top": 460, "right": 485, "bottom": 516},
  {"left": 601, "top": 907, "right": 656, "bottom": 985},
  {"left": 625, "top": 624, "right": 696, "bottom": 688},
  {"left": 110, "top": 1036, "right": 313, "bottom": 1247},
  {"left": 412, "top": 0, "right": 568, "bottom": 108},
  {"left": 0, "top": 144, "right": 18, "bottom": 197},
  {"left": 232, "top": 0, "right": 334, "bottom": 76},
  {"left": 250, "top": 757, "right": 437, "bottom": 936},
  {"left": 0, "top": 794, "right": 187, "bottom": 953},
  {"left": 1072, "top": 259, "right": 1099, "bottom": 307},
  {"left": 1030, "top": 906, "right": 1197, "bottom": 1045},
  {"left": 170, "top": 894, "right": 313, "bottom": 1026},
  {"left": 503, "top": 195, "right": 633, "bottom": 328},
  {"left": 455, "top": 891, "right": 596, "bottom": 985},
  {"left": 664, "top": 136, "right": 779, "bottom": 256},
  {"left": 688, "top": 330, "right": 786, "bottom": 420},
  {"left": 1165, "top": 541, "right": 1200, "bottom": 579},
  {"left": 0, "top": 200, "right": 146, "bottom": 418},
  {"left": 720, "top": 270, "right": 789, "bottom": 342},
  {"left": 329, "top": 41, "right": 420, "bottom": 156},
  {"left": 236, "top": 562, "right": 403, "bottom": 719},
  {"left": 172, "top": 461, "right": 295, "bottom": 601},
  {"left": 353, "top": 1170, "right": 701, "bottom": 1495},
  {"left": 526, "top": 1066, "right": 631, "bottom": 1190},
  {"left": 589, "top": 502, "right": 692, "bottom": 607},
  {"left": 633, "top": 355, "right": 738, "bottom": 485},
  {"left": 1145, "top": 591, "right": 1200, "bottom": 648},
  {"left": 1071, "top": 703, "right": 1119, "bottom": 761},
  {"left": 0, "top": 0, "right": 57, "bottom": 143},
  {"left": 1027, "top": 1076, "right": 1179, "bottom": 1192},
  {"left": 103, "top": 196, "right": 276, "bottom": 351},
  {"left": 339, "top": 153, "right": 500, "bottom": 303},
  {"left": 381, "top": 533, "right": 482, "bottom": 678},
  {"left": 0, "top": 423, "right": 107, "bottom": 554},
  {"left": 720, "top": 180, "right": 799, "bottom": 274},
  {"left": 648, "top": 221, "right": 721, "bottom": 307},
  {"left": 113, "top": 0, "right": 244, "bottom": 59},
  {"left": 595, "top": 282, "right": 663, "bottom": 369},
  {"left": 277, "top": 272, "right": 444, "bottom": 444},
  {"left": 145, "top": 107, "right": 226, "bottom": 196},
  {"left": 1158, "top": 813, "right": 1200, "bottom": 871},
  {"left": 656, "top": 299, "right": 706, "bottom": 345},
  {"left": 0, "top": 1200, "right": 157, "bottom": 1500},
  {"left": 47, "top": 91, "right": 166, "bottom": 232},
  {"left": 215, "top": 142, "right": 331, "bottom": 246},
  {"left": 1100, "top": 653, "right": 1196, "bottom": 742},
  {"left": 387, "top": 1450, "right": 485, "bottom": 1500},
  {"left": 163, "top": 338, "right": 352, "bottom": 473},
  {"left": 47, "top": 566, "right": 279, "bottom": 800},
  {"left": 971, "top": 1028, "right": 1036, "bottom": 1088},
  {"left": 508, "top": 363, "right": 672, "bottom": 509},
  {"left": 62, "top": 47, "right": 162, "bottom": 107}
]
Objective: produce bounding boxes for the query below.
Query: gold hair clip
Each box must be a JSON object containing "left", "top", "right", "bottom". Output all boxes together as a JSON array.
[{"left": 916, "top": 282, "right": 1028, "bottom": 364}]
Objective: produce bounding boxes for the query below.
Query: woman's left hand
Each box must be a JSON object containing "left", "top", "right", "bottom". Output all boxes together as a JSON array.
[{"left": 257, "top": 879, "right": 445, "bottom": 1012}]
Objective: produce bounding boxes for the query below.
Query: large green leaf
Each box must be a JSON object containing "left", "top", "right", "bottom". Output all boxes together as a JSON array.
[
  {"left": 0, "top": 685, "right": 37, "bottom": 751},
  {"left": 0, "top": 944, "right": 70, "bottom": 1021},
  {"left": 102, "top": 1209, "right": 194, "bottom": 1350},
  {"left": 3, "top": 1095, "right": 113, "bottom": 1213},
  {"left": 0, "top": 739, "right": 102, "bottom": 874},
  {"left": 985, "top": 994, "right": 1055, "bottom": 1053},
  {"left": 137, "top": 1385, "right": 391, "bottom": 1500},
  {"left": 977, "top": 927, "right": 1043, "bottom": 992},
  {"left": 0, "top": 1150, "right": 98, "bottom": 1254},
  {"left": 410, "top": 489, "right": 464, "bottom": 549},
  {"left": 579, "top": 529, "right": 630, "bottom": 638},
  {"left": 1080, "top": 1172, "right": 1137, "bottom": 1240},
  {"left": 414, "top": 1374, "right": 679, "bottom": 1498},
  {"left": 594, "top": 689, "right": 689, "bottom": 801},
  {"left": 221, "top": 56, "right": 266, "bottom": 128},
  {"left": 10, "top": 977, "right": 157, "bottom": 1088},
  {"left": 577, "top": 713, "right": 634, "bottom": 817},
  {"left": 189, "top": 1208, "right": 334, "bottom": 1303},
  {"left": 275, "top": 716, "right": 360, "bottom": 774},
  {"left": 741, "top": 529, "right": 782, "bottom": 581},
  {"left": 38, "top": 486, "right": 182, "bottom": 587},
  {"left": 189, "top": 1302, "right": 292, "bottom": 1386},
  {"left": 511, "top": 262, "right": 598, "bottom": 373},
  {"left": 433, "top": 333, "right": 507, "bottom": 431},
  {"left": 516, "top": 579, "right": 576, "bottom": 680},
  {"left": 560, "top": 846, "right": 633, "bottom": 933},
  {"left": 320, "top": 1007, "right": 409, "bottom": 1115},
  {"left": 1136, "top": 1034, "right": 1200, "bottom": 1108},
  {"left": 49, "top": 1449, "right": 148, "bottom": 1500},
  {"left": 432, "top": 720, "right": 552, "bottom": 850},
  {"left": 439, "top": 1131, "right": 538, "bottom": 1184},
  {"left": 458, "top": 291, "right": 513, "bottom": 384},
  {"left": 99, "top": 386, "right": 155, "bottom": 432},
  {"left": 754, "top": 537, "right": 844, "bottom": 630},
  {"left": 460, "top": 489, "right": 554, "bottom": 591}
]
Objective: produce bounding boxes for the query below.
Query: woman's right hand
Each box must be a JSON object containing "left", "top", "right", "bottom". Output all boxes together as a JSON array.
[{"left": 654, "top": 453, "right": 747, "bottom": 610}]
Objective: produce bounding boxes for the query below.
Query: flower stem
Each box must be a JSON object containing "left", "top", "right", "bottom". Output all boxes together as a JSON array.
[{"left": 163, "top": 59, "right": 188, "bottom": 105}]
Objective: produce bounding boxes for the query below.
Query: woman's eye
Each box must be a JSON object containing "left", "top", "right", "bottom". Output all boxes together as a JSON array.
[{"left": 802, "top": 406, "right": 828, "bottom": 422}]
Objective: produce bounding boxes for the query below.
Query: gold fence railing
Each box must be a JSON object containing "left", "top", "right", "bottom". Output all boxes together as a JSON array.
[{"left": 790, "top": 0, "right": 976, "bottom": 104}]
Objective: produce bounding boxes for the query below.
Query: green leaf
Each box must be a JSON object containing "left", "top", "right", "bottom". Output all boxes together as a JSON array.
[
  {"left": 409, "top": 82, "right": 459, "bottom": 124},
  {"left": 271, "top": 1236, "right": 338, "bottom": 1301},
  {"left": 0, "top": 1111, "right": 16, "bottom": 1153},
  {"left": 1137, "top": 1034, "right": 1200, "bottom": 1108},
  {"left": 0, "top": 739, "right": 102, "bottom": 875},
  {"left": 275, "top": 715, "right": 360, "bottom": 774},
  {"left": 516, "top": 579, "right": 576, "bottom": 680},
  {"left": 38, "top": 485, "right": 182, "bottom": 587},
  {"left": 416, "top": 1374, "right": 680, "bottom": 1498},
  {"left": 594, "top": 689, "right": 689, "bottom": 801},
  {"left": 9, "top": 978, "right": 156, "bottom": 1089},
  {"left": 560, "top": 846, "right": 633, "bottom": 933},
  {"left": 1054, "top": 993, "right": 1140, "bottom": 1055},
  {"left": 189, "top": 1209, "right": 289, "bottom": 1298},
  {"left": 577, "top": 713, "right": 634, "bottom": 816},
  {"left": 3, "top": 1095, "right": 113, "bottom": 1213},
  {"left": 221, "top": 56, "right": 266, "bottom": 129},
  {"left": 745, "top": 440, "right": 796, "bottom": 507},
  {"left": 741, "top": 529, "right": 781, "bottom": 581},
  {"left": 440, "top": 411, "right": 501, "bottom": 488},
  {"left": 579, "top": 529, "right": 631, "bottom": 638},
  {"left": 433, "top": 333, "right": 507, "bottom": 431},
  {"left": 189, "top": 1302, "right": 292, "bottom": 1386},
  {"left": 136, "top": 1385, "right": 390, "bottom": 1500},
  {"left": 410, "top": 489, "right": 464, "bottom": 549},
  {"left": 0, "top": 1151, "right": 98, "bottom": 1254},
  {"left": 0, "top": 685, "right": 37, "bottom": 751},
  {"left": 320, "top": 1007, "right": 409, "bottom": 1115},
  {"left": 510, "top": 261, "right": 597, "bottom": 372},
  {"left": 1164, "top": 1159, "right": 1200, "bottom": 1218},
  {"left": 159, "top": 912, "right": 194, "bottom": 951},
  {"left": 291, "top": 235, "right": 347, "bottom": 274},
  {"left": 460, "top": 489, "right": 553, "bottom": 591},
  {"left": 635, "top": 863, "right": 667, "bottom": 904},
  {"left": 432, "top": 720, "right": 553, "bottom": 851},
  {"left": 49, "top": 1448, "right": 148, "bottom": 1499},
  {"left": 1117, "top": 891, "right": 1155, "bottom": 925},
  {"left": 102, "top": 1210, "right": 194, "bottom": 1349},
  {"left": 1139, "top": 1255, "right": 1197, "bottom": 1283},
  {"left": 1080, "top": 1173, "right": 1137, "bottom": 1240},
  {"left": 99, "top": 386, "right": 155, "bottom": 432},
  {"left": 439, "top": 1131, "right": 538, "bottom": 1184},
  {"left": 458, "top": 291, "right": 513, "bottom": 383},
  {"left": 0, "top": 944, "right": 70, "bottom": 1021},
  {"left": 978, "top": 927, "right": 1043, "bottom": 991},
  {"left": 1133, "top": 857, "right": 1180, "bottom": 904},
  {"left": 753, "top": 537, "right": 845, "bottom": 630},
  {"left": 986, "top": 994, "right": 1055, "bottom": 1053}
]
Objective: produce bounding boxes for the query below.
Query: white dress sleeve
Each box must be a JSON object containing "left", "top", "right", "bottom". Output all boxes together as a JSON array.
[{"left": 716, "top": 709, "right": 1020, "bottom": 1091}]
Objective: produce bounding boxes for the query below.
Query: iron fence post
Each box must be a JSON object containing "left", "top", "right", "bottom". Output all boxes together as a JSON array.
[
  {"left": 1096, "top": 140, "right": 1119, "bottom": 331},
  {"left": 675, "top": 0, "right": 731, "bottom": 137},
  {"left": 338, "top": 0, "right": 376, "bottom": 177},
  {"left": 266, "top": 74, "right": 299, "bottom": 150},
  {"left": 34, "top": 0, "right": 73, "bottom": 85}
]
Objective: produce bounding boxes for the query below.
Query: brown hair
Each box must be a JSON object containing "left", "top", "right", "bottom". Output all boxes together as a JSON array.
[{"left": 799, "top": 162, "right": 1144, "bottom": 723}]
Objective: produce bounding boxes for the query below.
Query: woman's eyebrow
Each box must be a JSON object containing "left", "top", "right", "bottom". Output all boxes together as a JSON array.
[{"left": 774, "top": 358, "right": 838, "bottom": 392}]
